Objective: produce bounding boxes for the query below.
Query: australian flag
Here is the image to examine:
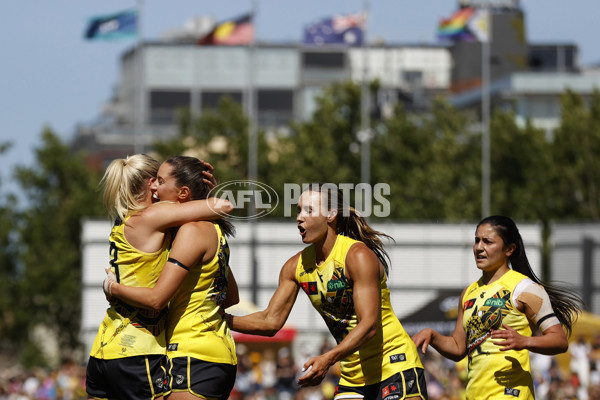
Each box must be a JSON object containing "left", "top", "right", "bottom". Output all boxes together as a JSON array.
[{"left": 303, "top": 12, "right": 365, "bottom": 46}]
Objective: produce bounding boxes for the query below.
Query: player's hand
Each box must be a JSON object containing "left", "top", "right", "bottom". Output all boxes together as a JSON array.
[
  {"left": 103, "top": 267, "right": 117, "bottom": 301},
  {"left": 297, "top": 355, "right": 333, "bottom": 388},
  {"left": 412, "top": 329, "right": 434, "bottom": 354},
  {"left": 491, "top": 323, "right": 528, "bottom": 351},
  {"left": 201, "top": 160, "right": 217, "bottom": 189}
]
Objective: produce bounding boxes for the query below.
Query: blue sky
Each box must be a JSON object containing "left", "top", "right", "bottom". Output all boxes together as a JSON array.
[{"left": 1, "top": 0, "right": 598, "bottom": 196}]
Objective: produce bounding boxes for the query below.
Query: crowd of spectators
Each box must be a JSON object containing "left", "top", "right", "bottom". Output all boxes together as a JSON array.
[
  {"left": 0, "top": 359, "right": 86, "bottom": 400},
  {"left": 1, "top": 334, "right": 600, "bottom": 400}
]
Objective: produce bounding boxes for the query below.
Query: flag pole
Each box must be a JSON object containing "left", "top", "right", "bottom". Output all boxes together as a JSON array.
[
  {"left": 360, "top": 0, "right": 371, "bottom": 189},
  {"left": 134, "top": 0, "right": 145, "bottom": 154},
  {"left": 247, "top": 0, "right": 259, "bottom": 304},
  {"left": 481, "top": 1, "right": 491, "bottom": 218}
]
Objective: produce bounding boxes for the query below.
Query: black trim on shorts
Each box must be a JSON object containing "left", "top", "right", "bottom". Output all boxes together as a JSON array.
[
  {"left": 334, "top": 367, "right": 428, "bottom": 400},
  {"left": 167, "top": 356, "right": 236, "bottom": 400},
  {"left": 86, "top": 355, "right": 169, "bottom": 400}
]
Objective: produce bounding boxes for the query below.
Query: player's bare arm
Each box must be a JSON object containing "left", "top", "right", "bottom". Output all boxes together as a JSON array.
[{"left": 228, "top": 253, "right": 301, "bottom": 336}]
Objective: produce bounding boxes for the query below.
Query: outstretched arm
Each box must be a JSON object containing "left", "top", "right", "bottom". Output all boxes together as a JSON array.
[
  {"left": 108, "top": 222, "right": 214, "bottom": 311},
  {"left": 298, "top": 243, "right": 383, "bottom": 387},
  {"left": 412, "top": 287, "right": 468, "bottom": 362},
  {"left": 227, "top": 254, "right": 300, "bottom": 336}
]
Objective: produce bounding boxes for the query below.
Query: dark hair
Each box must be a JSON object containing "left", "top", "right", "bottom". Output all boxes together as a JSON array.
[
  {"left": 165, "top": 156, "right": 234, "bottom": 237},
  {"left": 477, "top": 215, "right": 583, "bottom": 337},
  {"left": 304, "top": 183, "right": 394, "bottom": 275}
]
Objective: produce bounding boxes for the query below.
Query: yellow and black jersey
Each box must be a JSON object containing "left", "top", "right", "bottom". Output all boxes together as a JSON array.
[
  {"left": 462, "top": 269, "right": 534, "bottom": 399},
  {"left": 90, "top": 214, "right": 171, "bottom": 360},
  {"left": 296, "top": 234, "right": 423, "bottom": 387},
  {"left": 166, "top": 223, "right": 237, "bottom": 366}
]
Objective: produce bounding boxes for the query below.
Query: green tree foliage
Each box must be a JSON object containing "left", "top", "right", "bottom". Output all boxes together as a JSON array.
[
  {"left": 553, "top": 89, "right": 600, "bottom": 219},
  {"left": 276, "top": 81, "right": 362, "bottom": 184},
  {"left": 371, "top": 98, "right": 480, "bottom": 221},
  {"left": 12, "top": 128, "right": 104, "bottom": 364},
  {"left": 164, "top": 82, "right": 600, "bottom": 223},
  {"left": 155, "top": 98, "right": 283, "bottom": 219},
  {"left": 274, "top": 83, "right": 481, "bottom": 221},
  {"left": 489, "top": 111, "right": 555, "bottom": 221},
  {"left": 0, "top": 142, "right": 20, "bottom": 353},
  {"left": 155, "top": 98, "right": 271, "bottom": 183}
]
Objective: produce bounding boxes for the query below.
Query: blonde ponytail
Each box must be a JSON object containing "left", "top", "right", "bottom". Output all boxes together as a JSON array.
[{"left": 100, "top": 154, "right": 160, "bottom": 221}]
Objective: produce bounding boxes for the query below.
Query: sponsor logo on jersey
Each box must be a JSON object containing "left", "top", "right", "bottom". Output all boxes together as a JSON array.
[
  {"left": 327, "top": 278, "right": 346, "bottom": 291},
  {"left": 168, "top": 343, "right": 178, "bottom": 351},
  {"left": 389, "top": 353, "right": 406, "bottom": 363},
  {"left": 484, "top": 298, "right": 506, "bottom": 308},
  {"left": 504, "top": 387, "right": 520, "bottom": 397}
]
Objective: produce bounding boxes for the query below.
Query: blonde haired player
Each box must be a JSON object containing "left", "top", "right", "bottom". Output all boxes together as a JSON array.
[
  {"left": 103, "top": 156, "right": 239, "bottom": 400},
  {"left": 86, "top": 154, "right": 231, "bottom": 400}
]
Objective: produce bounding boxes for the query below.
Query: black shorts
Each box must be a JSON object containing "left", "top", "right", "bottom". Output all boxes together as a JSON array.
[
  {"left": 86, "top": 355, "right": 168, "bottom": 400},
  {"left": 167, "top": 356, "right": 236, "bottom": 400},
  {"left": 335, "top": 367, "right": 428, "bottom": 400}
]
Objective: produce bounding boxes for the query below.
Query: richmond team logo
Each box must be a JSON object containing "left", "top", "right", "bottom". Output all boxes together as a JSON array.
[{"left": 465, "top": 289, "right": 511, "bottom": 355}]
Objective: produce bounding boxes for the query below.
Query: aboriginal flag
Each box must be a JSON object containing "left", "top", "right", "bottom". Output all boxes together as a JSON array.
[{"left": 198, "top": 13, "right": 254, "bottom": 45}]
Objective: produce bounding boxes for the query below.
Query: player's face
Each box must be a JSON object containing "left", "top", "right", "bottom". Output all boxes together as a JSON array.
[
  {"left": 296, "top": 191, "right": 329, "bottom": 244},
  {"left": 151, "top": 162, "right": 181, "bottom": 202},
  {"left": 473, "top": 223, "right": 514, "bottom": 273}
]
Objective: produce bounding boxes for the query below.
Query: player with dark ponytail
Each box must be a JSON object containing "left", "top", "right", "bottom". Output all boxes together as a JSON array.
[
  {"left": 226, "top": 183, "right": 427, "bottom": 400},
  {"left": 413, "top": 215, "right": 584, "bottom": 399}
]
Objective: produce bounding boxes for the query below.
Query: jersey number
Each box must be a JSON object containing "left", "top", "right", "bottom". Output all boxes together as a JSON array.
[{"left": 109, "top": 241, "right": 120, "bottom": 282}]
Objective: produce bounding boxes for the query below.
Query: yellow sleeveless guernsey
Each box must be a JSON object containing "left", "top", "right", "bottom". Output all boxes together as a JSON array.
[
  {"left": 462, "top": 269, "right": 534, "bottom": 399},
  {"left": 166, "top": 224, "right": 237, "bottom": 365},
  {"left": 296, "top": 235, "right": 423, "bottom": 387},
  {"left": 90, "top": 215, "right": 171, "bottom": 359}
]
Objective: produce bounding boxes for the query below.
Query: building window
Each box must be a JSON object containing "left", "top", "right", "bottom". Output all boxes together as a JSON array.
[
  {"left": 149, "top": 90, "right": 191, "bottom": 124},
  {"left": 258, "top": 90, "right": 294, "bottom": 111},
  {"left": 257, "top": 89, "right": 294, "bottom": 127},
  {"left": 201, "top": 91, "right": 243, "bottom": 109},
  {"left": 302, "top": 52, "right": 345, "bottom": 68},
  {"left": 150, "top": 90, "right": 191, "bottom": 109},
  {"left": 402, "top": 70, "right": 423, "bottom": 87},
  {"left": 528, "top": 45, "right": 577, "bottom": 72}
]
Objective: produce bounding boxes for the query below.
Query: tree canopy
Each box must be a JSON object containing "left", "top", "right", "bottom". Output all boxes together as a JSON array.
[{"left": 3, "top": 129, "right": 104, "bottom": 366}]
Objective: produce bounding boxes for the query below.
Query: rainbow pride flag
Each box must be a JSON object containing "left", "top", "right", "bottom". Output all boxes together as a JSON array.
[{"left": 437, "top": 7, "right": 476, "bottom": 42}]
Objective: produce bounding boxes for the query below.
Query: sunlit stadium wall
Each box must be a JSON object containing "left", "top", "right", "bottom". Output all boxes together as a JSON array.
[
  {"left": 80, "top": 219, "right": 544, "bottom": 356},
  {"left": 550, "top": 223, "right": 600, "bottom": 312}
]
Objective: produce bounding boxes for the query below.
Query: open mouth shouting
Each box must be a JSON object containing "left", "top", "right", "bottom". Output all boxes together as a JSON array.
[{"left": 298, "top": 225, "right": 306, "bottom": 238}]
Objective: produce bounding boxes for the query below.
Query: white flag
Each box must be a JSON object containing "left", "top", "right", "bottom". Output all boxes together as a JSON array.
[{"left": 468, "top": 9, "right": 490, "bottom": 42}]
